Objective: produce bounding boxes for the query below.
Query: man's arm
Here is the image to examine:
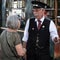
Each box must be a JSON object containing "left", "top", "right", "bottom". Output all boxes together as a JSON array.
[
  {"left": 22, "top": 19, "right": 30, "bottom": 60},
  {"left": 50, "top": 20, "right": 60, "bottom": 44}
]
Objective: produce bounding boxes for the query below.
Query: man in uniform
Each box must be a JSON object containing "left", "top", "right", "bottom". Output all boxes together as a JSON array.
[{"left": 22, "top": 1, "right": 60, "bottom": 60}]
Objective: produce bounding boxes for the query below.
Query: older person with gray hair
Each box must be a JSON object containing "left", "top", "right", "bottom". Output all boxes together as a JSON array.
[
  {"left": 6, "top": 15, "right": 20, "bottom": 30},
  {"left": 0, "top": 15, "right": 26, "bottom": 60}
]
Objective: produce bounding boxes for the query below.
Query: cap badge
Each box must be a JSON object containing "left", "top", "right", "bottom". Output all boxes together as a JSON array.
[
  {"left": 45, "top": 5, "right": 47, "bottom": 8},
  {"left": 33, "top": 4, "right": 38, "bottom": 7}
]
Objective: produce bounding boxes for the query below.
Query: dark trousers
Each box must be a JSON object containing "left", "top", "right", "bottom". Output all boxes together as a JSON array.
[{"left": 27, "top": 50, "right": 52, "bottom": 60}]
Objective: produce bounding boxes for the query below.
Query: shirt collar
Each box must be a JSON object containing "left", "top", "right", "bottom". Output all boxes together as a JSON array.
[{"left": 35, "top": 16, "right": 45, "bottom": 23}]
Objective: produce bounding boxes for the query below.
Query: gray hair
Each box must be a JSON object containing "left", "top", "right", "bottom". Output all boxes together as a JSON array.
[{"left": 6, "top": 15, "right": 20, "bottom": 29}]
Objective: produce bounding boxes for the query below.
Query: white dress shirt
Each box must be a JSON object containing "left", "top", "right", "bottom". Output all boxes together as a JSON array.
[{"left": 22, "top": 16, "right": 59, "bottom": 42}]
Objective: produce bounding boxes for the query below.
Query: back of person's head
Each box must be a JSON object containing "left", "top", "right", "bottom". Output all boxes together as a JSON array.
[{"left": 6, "top": 15, "right": 20, "bottom": 30}]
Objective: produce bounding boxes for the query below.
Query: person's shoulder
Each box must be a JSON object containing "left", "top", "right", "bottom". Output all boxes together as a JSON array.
[
  {"left": 26, "top": 17, "right": 35, "bottom": 23},
  {"left": 45, "top": 17, "right": 51, "bottom": 20},
  {"left": 45, "top": 17, "right": 52, "bottom": 22},
  {"left": 29, "top": 17, "right": 35, "bottom": 23},
  {"left": 0, "top": 30, "right": 6, "bottom": 42},
  {"left": 0, "top": 30, "right": 6, "bottom": 36}
]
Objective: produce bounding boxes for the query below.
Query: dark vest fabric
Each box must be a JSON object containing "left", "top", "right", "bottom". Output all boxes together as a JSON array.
[{"left": 26, "top": 18, "right": 50, "bottom": 54}]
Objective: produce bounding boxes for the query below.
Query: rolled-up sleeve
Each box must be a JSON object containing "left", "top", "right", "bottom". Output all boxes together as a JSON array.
[
  {"left": 49, "top": 20, "right": 59, "bottom": 41},
  {"left": 22, "top": 19, "right": 30, "bottom": 42}
]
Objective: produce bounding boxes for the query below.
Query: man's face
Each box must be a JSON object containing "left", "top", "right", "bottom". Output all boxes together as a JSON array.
[{"left": 32, "top": 8, "right": 44, "bottom": 19}]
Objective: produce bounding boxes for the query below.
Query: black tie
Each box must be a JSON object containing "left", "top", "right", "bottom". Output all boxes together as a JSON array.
[{"left": 38, "top": 20, "right": 41, "bottom": 30}]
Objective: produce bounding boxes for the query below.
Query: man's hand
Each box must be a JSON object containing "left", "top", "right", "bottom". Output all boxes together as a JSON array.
[{"left": 54, "top": 37, "right": 60, "bottom": 44}]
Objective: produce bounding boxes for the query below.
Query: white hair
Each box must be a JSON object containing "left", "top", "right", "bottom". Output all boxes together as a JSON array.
[{"left": 6, "top": 15, "right": 20, "bottom": 29}]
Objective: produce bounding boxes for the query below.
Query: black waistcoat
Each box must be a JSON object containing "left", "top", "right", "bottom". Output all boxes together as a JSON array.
[{"left": 26, "top": 18, "right": 50, "bottom": 53}]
